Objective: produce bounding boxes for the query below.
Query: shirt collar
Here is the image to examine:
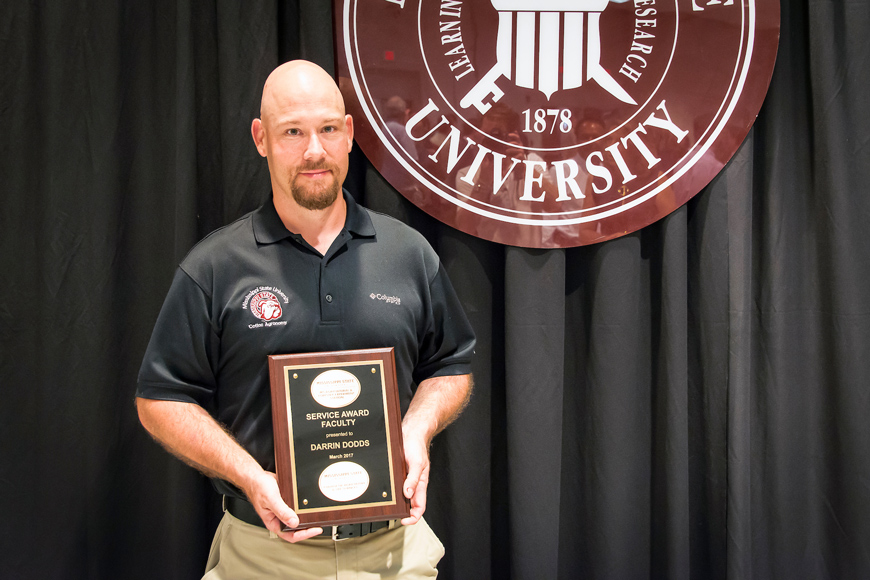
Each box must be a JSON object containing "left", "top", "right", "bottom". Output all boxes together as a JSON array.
[{"left": 253, "top": 190, "right": 376, "bottom": 245}]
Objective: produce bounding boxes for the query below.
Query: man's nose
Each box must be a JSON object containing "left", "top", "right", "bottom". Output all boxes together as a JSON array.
[{"left": 304, "top": 133, "right": 326, "bottom": 160}]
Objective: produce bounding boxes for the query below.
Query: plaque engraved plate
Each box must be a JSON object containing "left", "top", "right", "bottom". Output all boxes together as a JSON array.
[{"left": 268, "top": 348, "right": 410, "bottom": 528}]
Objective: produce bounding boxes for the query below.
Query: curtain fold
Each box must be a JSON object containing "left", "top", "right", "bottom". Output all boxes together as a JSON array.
[{"left": 504, "top": 248, "right": 565, "bottom": 580}]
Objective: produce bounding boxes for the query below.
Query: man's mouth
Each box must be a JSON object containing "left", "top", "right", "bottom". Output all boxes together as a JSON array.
[
  {"left": 298, "top": 164, "right": 335, "bottom": 179},
  {"left": 300, "top": 170, "right": 330, "bottom": 178}
]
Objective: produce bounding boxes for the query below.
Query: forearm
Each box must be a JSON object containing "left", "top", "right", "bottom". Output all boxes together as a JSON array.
[
  {"left": 402, "top": 373, "right": 473, "bottom": 445},
  {"left": 137, "top": 397, "right": 318, "bottom": 539},
  {"left": 136, "top": 397, "right": 264, "bottom": 494},
  {"left": 398, "top": 373, "right": 472, "bottom": 524}
]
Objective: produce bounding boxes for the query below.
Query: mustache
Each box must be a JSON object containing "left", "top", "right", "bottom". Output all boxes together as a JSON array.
[{"left": 297, "top": 162, "right": 337, "bottom": 172}]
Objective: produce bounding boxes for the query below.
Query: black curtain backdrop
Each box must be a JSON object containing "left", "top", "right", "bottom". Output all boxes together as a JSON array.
[{"left": 2, "top": 1, "right": 869, "bottom": 579}]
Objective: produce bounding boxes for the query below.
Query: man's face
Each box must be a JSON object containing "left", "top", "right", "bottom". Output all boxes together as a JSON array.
[{"left": 254, "top": 83, "right": 354, "bottom": 211}]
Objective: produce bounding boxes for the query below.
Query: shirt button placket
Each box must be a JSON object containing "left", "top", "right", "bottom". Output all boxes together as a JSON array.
[{"left": 320, "top": 260, "right": 339, "bottom": 323}]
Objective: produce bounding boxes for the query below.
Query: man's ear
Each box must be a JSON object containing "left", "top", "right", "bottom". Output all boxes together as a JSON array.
[
  {"left": 345, "top": 114, "right": 354, "bottom": 151},
  {"left": 251, "top": 118, "right": 267, "bottom": 157}
]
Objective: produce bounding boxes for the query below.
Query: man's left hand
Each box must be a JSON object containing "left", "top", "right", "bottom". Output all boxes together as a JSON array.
[
  {"left": 398, "top": 373, "right": 473, "bottom": 526},
  {"left": 400, "top": 429, "right": 430, "bottom": 525}
]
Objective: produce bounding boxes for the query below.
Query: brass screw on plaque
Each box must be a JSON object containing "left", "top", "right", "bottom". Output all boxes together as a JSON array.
[
  {"left": 372, "top": 368, "right": 376, "bottom": 373},
  {"left": 293, "top": 373, "right": 298, "bottom": 379},
  {"left": 303, "top": 499, "right": 308, "bottom": 505},
  {"left": 382, "top": 491, "right": 388, "bottom": 498}
]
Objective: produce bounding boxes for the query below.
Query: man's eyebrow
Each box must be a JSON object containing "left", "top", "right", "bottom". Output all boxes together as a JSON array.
[
  {"left": 321, "top": 116, "right": 346, "bottom": 125},
  {"left": 275, "top": 115, "right": 344, "bottom": 126}
]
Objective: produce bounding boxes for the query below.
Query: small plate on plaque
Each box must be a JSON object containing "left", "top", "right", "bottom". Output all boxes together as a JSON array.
[{"left": 268, "top": 348, "right": 410, "bottom": 529}]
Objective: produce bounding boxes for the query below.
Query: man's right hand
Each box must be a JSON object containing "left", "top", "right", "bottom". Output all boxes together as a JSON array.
[
  {"left": 136, "top": 399, "right": 324, "bottom": 543},
  {"left": 243, "top": 470, "right": 323, "bottom": 543}
]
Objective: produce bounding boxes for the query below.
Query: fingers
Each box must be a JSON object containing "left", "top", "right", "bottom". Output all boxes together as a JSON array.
[
  {"left": 254, "top": 488, "right": 323, "bottom": 543},
  {"left": 403, "top": 439, "right": 425, "bottom": 499},
  {"left": 245, "top": 472, "right": 331, "bottom": 543},
  {"left": 400, "top": 431, "right": 432, "bottom": 525},
  {"left": 259, "top": 499, "right": 299, "bottom": 531},
  {"left": 276, "top": 526, "right": 324, "bottom": 544},
  {"left": 260, "top": 508, "right": 299, "bottom": 535},
  {"left": 258, "top": 494, "right": 325, "bottom": 543},
  {"left": 270, "top": 500, "right": 300, "bottom": 530},
  {"left": 401, "top": 479, "right": 428, "bottom": 526},
  {"left": 401, "top": 460, "right": 430, "bottom": 526},
  {"left": 246, "top": 471, "right": 303, "bottom": 536},
  {"left": 404, "top": 465, "right": 421, "bottom": 500}
]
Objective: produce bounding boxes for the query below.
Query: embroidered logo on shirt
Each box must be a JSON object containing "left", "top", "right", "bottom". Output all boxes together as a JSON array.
[
  {"left": 250, "top": 291, "right": 283, "bottom": 320},
  {"left": 243, "top": 286, "right": 290, "bottom": 328},
  {"left": 370, "top": 293, "right": 401, "bottom": 306}
]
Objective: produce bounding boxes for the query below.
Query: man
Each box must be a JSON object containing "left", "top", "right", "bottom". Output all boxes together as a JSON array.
[
  {"left": 384, "top": 95, "right": 419, "bottom": 162},
  {"left": 136, "top": 60, "right": 476, "bottom": 578}
]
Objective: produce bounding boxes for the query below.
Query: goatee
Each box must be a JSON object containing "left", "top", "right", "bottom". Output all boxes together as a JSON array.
[{"left": 291, "top": 165, "right": 340, "bottom": 210}]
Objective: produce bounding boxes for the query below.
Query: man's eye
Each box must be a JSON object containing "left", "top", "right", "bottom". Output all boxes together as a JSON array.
[{"left": 287, "top": 128, "right": 300, "bottom": 136}]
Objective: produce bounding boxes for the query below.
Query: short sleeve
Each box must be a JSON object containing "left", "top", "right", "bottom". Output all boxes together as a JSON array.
[
  {"left": 136, "top": 268, "right": 220, "bottom": 406},
  {"left": 412, "top": 264, "right": 476, "bottom": 384}
]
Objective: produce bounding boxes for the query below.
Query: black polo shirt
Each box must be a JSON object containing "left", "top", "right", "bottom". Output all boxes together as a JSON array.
[{"left": 137, "top": 192, "right": 475, "bottom": 497}]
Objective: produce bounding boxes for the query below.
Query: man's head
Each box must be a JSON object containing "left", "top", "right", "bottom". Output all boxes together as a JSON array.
[
  {"left": 252, "top": 61, "right": 353, "bottom": 211},
  {"left": 384, "top": 96, "right": 408, "bottom": 123}
]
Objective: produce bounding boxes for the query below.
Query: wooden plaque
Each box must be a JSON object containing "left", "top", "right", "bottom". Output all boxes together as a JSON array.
[{"left": 268, "top": 348, "right": 410, "bottom": 528}]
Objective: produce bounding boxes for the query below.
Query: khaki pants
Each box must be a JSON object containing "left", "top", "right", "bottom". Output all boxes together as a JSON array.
[{"left": 203, "top": 512, "right": 444, "bottom": 579}]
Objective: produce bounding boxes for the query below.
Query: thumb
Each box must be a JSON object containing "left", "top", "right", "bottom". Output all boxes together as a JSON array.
[
  {"left": 251, "top": 473, "right": 299, "bottom": 529},
  {"left": 404, "top": 470, "right": 420, "bottom": 499},
  {"left": 270, "top": 495, "right": 299, "bottom": 529},
  {"left": 259, "top": 496, "right": 299, "bottom": 532},
  {"left": 403, "top": 452, "right": 424, "bottom": 499}
]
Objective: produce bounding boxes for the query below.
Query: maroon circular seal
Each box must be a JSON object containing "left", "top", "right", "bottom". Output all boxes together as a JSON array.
[
  {"left": 250, "top": 291, "right": 283, "bottom": 321},
  {"left": 335, "top": 0, "right": 779, "bottom": 248}
]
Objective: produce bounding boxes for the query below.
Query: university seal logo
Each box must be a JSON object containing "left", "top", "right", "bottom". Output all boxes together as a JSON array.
[
  {"left": 335, "top": 0, "right": 779, "bottom": 247},
  {"left": 250, "top": 291, "right": 283, "bottom": 321}
]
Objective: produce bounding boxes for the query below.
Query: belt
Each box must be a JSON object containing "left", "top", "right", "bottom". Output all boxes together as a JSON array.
[{"left": 223, "top": 496, "right": 392, "bottom": 541}]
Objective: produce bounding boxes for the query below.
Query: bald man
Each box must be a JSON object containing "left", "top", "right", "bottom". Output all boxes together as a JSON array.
[{"left": 136, "top": 61, "right": 476, "bottom": 579}]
